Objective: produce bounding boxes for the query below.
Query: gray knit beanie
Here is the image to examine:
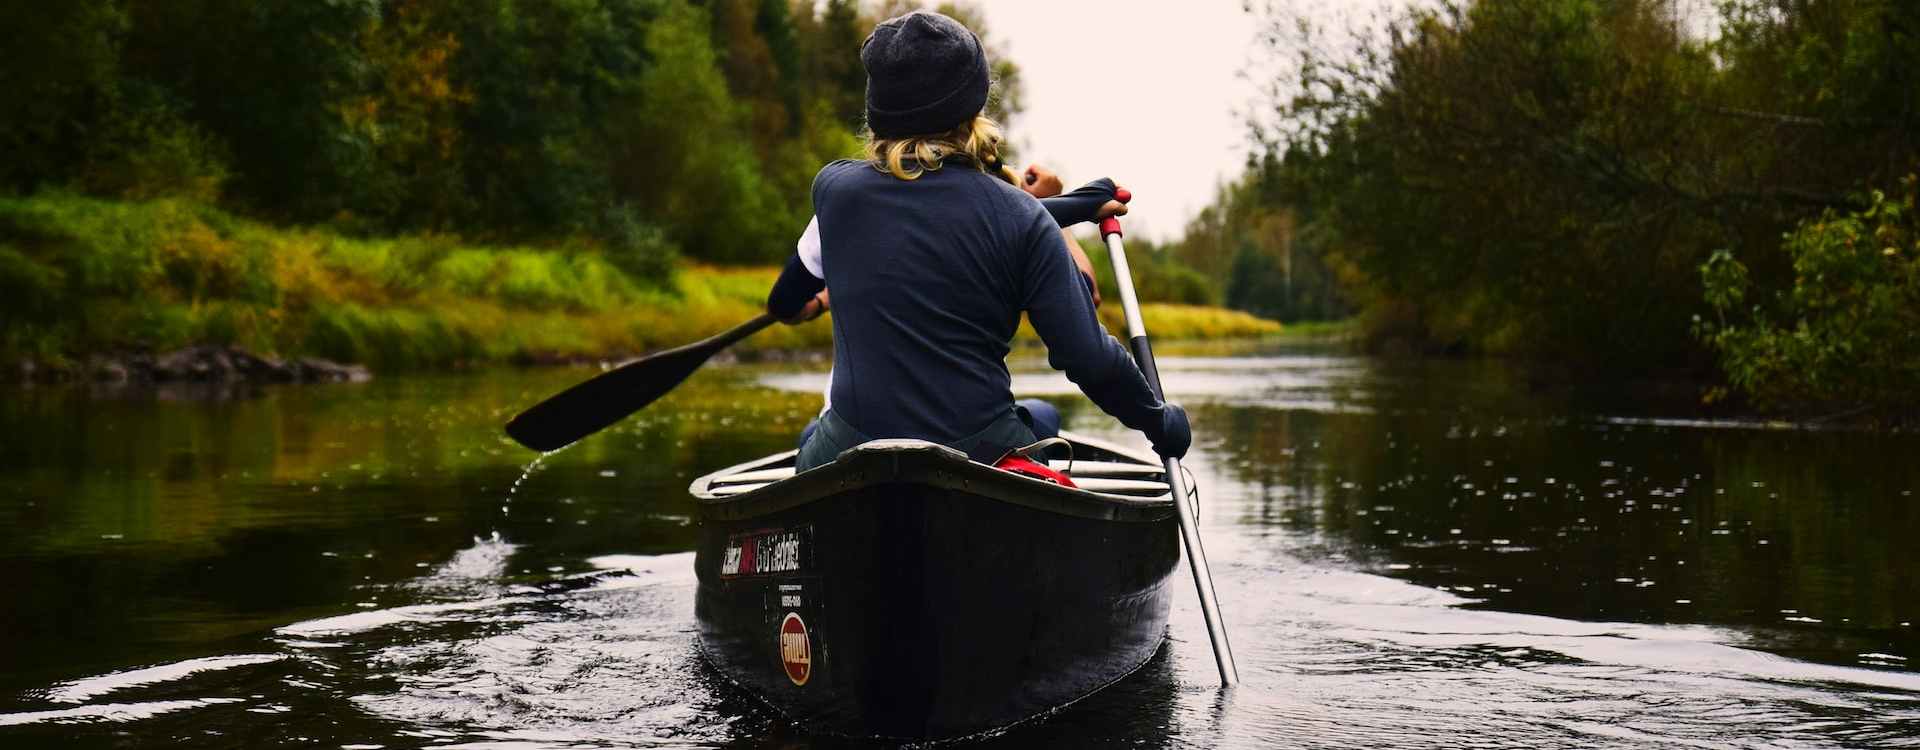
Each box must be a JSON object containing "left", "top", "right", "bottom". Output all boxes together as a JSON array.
[{"left": 860, "top": 11, "right": 990, "bottom": 138}]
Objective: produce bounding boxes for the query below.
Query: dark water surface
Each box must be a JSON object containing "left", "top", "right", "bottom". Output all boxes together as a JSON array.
[{"left": 3, "top": 348, "right": 1917, "bottom": 748}]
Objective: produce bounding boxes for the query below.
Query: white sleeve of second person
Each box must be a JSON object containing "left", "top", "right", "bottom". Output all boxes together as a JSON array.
[{"left": 798, "top": 215, "right": 824, "bottom": 279}]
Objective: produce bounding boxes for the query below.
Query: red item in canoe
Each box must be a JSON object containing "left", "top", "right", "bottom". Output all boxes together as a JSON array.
[{"left": 992, "top": 455, "right": 1076, "bottom": 488}]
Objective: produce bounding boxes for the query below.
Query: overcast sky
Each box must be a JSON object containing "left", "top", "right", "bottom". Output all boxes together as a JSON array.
[{"left": 971, "top": 1, "right": 1267, "bottom": 241}]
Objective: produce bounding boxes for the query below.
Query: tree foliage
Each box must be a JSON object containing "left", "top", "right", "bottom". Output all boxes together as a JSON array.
[
  {"left": 1076, "top": 233, "right": 1218, "bottom": 308},
  {"left": 1700, "top": 177, "right": 1920, "bottom": 414},
  {"left": 0, "top": 0, "right": 1025, "bottom": 270},
  {"left": 1173, "top": 161, "right": 1350, "bottom": 323},
  {"left": 1205, "top": 0, "right": 1917, "bottom": 402}
]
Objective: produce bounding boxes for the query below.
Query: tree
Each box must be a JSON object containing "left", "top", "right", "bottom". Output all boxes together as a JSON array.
[
  {"left": 1241, "top": 0, "right": 1731, "bottom": 362},
  {"left": 345, "top": 0, "right": 475, "bottom": 230},
  {"left": 1170, "top": 159, "right": 1348, "bottom": 322},
  {"left": 0, "top": 1, "right": 126, "bottom": 192},
  {"left": 1700, "top": 177, "right": 1920, "bottom": 415},
  {"left": 609, "top": 1, "right": 783, "bottom": 263},
  {"left": 791, "top": 0, "right": 868, "bottom": 131},
  {"left": 120, "top": 0, "right": 383, "bottom": 220}
]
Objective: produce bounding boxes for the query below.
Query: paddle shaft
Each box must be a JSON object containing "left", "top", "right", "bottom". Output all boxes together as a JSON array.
[
  {"left": 1100, "top": 201, "right": 1241, "bottom": 686},
  {"left": 504, "top": 313, "right": 778, "bottom": 452},
  {"left": 706, "top": 312, "right": 779, "bottom": 351}
]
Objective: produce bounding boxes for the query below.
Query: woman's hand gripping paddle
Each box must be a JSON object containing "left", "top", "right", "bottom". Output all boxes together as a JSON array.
[
  {"left": 1101, "top": 188, "right": 1242, "bottom": 686},
  {"left": 504, "top": 314, "right": 777, "bottom": 452}
]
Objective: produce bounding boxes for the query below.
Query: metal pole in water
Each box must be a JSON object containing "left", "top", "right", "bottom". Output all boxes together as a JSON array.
[{"left": 1098, "top": 191, "right": 1240, "bottom": 686}]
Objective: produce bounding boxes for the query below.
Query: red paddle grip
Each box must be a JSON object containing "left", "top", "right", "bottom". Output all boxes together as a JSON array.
[{"left": 1100, "top": 187, "right": 1130, "bottom": 237}]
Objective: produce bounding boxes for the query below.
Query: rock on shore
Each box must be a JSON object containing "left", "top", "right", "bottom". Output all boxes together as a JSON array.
[{"left": 10, "top": 346, "right": 371, "bottom": 385}]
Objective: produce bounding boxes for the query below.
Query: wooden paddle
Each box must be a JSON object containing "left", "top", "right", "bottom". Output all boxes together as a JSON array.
[{"left": 504, "top": 314, "right": 777, "bottom": 452}]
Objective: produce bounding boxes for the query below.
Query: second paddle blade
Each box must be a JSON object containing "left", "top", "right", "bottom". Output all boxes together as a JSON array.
[{"left": 504, "top": 344, "right": 714, "bottom": 452}]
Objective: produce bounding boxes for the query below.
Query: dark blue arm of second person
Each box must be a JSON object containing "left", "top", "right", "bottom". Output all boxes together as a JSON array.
[{"left": 765, "top": 254, "right": 824, "bottom": 319}]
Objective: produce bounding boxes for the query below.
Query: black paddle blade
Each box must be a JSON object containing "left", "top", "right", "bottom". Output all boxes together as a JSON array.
[
  {"left": 505, "top": 346, "right": 712, "bottom": 451},
  {"left": 503, "top": 314, "right": 777, "bottom": 452}
]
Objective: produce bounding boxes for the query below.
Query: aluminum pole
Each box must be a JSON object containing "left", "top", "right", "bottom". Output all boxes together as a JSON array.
[{"left": 1099, "top": 195, "right": 1240, "bottom": 686}]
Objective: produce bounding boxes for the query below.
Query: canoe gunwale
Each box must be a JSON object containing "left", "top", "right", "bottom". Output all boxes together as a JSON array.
[{"left": 688, "top": 431, "right": 1175, "bottom": 523}]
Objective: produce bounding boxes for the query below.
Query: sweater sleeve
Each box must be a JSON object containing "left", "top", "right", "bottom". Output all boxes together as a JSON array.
[
  {"left": 766, "top": 253, "right": 825, "bottom": 319},
  {"left": 767, "top": 214, "right": 825, "bottom": 320},
  {"left": 768, "top": 191, "right": 835, "bottom": 318},
  {"left": 1037, "top": 178, "right": 1117, "bottom": 227},
  {"left": 1017, "top": 205, "right": 1168, "bottom": 439}
]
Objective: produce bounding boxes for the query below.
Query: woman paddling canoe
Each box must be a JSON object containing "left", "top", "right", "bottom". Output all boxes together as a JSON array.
[
  {"left": 763, "top": 9, "right": 1189, "bottom": 471},
  {"left": 783, "top": 165, "right": 1120, "bottom": 456}
]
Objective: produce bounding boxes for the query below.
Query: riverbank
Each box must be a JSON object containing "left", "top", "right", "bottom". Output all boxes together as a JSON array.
[{"left": 1, "top": 194, "right": 1282, "bottom": 379}]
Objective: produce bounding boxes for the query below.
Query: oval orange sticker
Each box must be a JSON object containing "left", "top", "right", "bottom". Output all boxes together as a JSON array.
[{"left": 779, "top": 612, "right": 811, "bottom": 686}]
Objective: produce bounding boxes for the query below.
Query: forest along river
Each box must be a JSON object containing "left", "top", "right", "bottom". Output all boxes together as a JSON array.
[{"left": 1, "top": 346, "right": 1917, "bottom": 748}]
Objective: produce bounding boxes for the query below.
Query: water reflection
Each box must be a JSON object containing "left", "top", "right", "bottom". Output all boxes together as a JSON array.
[
  {"left": 1, "top": 351, "right": 1917, "bottom": 748},
  {"left": 1184, "top": 394, "right": 1920, "bottom": 671}
]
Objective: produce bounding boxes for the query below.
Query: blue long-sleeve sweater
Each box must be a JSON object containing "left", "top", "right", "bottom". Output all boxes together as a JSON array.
[{"left": 766, "top": 159, "right": 1170, "bottom": 448}]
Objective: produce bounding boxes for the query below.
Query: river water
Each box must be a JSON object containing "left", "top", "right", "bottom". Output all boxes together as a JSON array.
[{"left": 2, "top": 347, "right": 1916, "bottom": 748}]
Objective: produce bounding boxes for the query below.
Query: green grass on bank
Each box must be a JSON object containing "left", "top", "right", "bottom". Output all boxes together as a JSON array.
[
  {"left": 1267, "top": 318, "right": 1355, "bottom": 340},
  {"left": 1093, "top": 304, "right": 1282, "bottom": 341},
  {"left": 1007, "top": 303, "right": 1284, "bottom": 350},
  {"left": 0, "top": 194, "right": 1280, "bottom": 370}
]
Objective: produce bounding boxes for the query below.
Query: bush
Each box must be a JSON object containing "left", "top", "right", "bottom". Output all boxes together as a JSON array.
[
  {"left": 1077, "top": 232, "right": 1220, "bottom": 307},
  {"left": 1700, "top": 176, "right": 1920, "bottom": 412},
  {"left": 0, "top": 246, "right": 67, "bottom": 354},
  {"left": 79, "top": 83, "right": 230, "bottom": 203},
  {"left": 595, "top": 203, "right": 680, "bottom": 286},
  {"left": 0, "top": 194, "right": 837, "bottom": 367}
]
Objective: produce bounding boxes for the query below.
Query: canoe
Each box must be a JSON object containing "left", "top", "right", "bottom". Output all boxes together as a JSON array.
[{"left": 688, "top": 431, "right": 1180, "bottom": 740}]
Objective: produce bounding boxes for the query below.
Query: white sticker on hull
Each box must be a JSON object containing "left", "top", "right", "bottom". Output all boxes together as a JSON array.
[{"left": 720, "top": 526, "right": 811, "bottom": 578}]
